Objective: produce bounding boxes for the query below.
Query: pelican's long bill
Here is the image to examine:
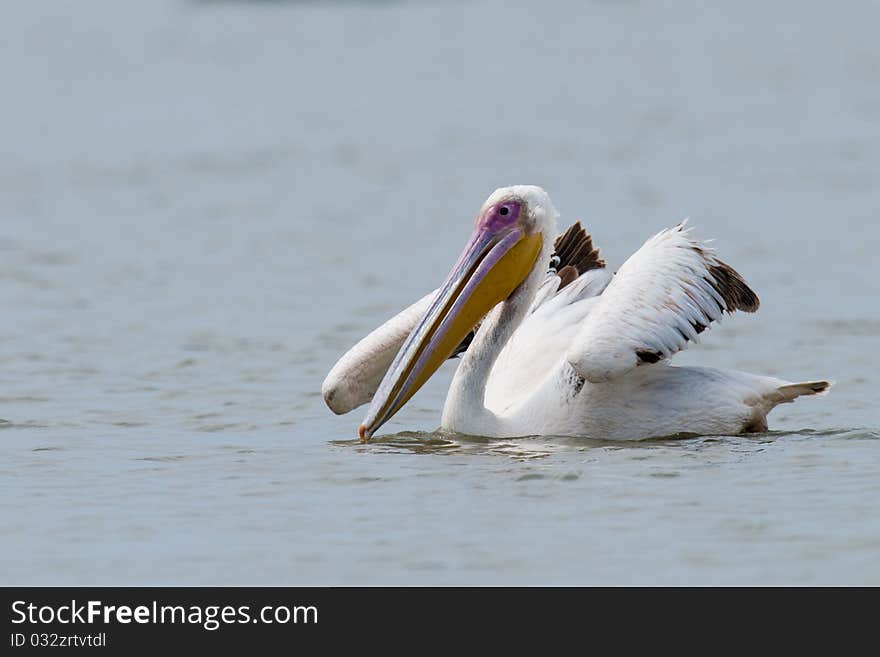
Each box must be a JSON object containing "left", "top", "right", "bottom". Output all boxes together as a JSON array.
[{"left": 359, "top": 200, "right": 543, "bottom": 442}]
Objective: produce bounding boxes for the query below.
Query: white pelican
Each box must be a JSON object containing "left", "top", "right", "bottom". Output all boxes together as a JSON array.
[{"left": 323, "top": 185, "right": 829, "bottom": 442}]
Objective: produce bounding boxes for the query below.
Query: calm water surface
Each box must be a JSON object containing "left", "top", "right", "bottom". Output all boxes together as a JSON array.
[{"left": 1, "top": 0, "right": 878, "bottom": 584}]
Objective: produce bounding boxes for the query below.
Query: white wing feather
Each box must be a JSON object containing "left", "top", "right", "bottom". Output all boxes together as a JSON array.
[
  {"left": 566, "top": 222, "right": 759, "bottom": 384},
  {"left": 322, "top": 289, "right": 436, "bottom": 414}
]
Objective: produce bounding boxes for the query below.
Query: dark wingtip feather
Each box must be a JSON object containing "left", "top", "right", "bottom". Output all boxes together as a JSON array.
[
  {"left": 557, "top": 265, "right": 579, "bottom": 289},
  {"left": 552, "top": 222, "right": 605, "bottom": 289},
  {"left": 707, "top": 260, "right": 760, "bottom": 313}
]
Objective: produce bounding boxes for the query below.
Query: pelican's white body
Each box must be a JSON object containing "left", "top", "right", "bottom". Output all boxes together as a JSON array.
[{"left": 449, "top": 359, "right": 801, "bottom": 440}]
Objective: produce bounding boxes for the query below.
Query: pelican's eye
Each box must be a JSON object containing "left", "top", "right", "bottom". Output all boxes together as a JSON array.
[
  {"left": 494, "top": 201, "right": 521, "bottom": 222},
  {"left": 478, "top": 199, "right": 523, "bottom": 230}
]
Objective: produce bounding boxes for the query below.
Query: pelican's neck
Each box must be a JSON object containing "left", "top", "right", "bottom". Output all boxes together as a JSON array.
[{"left": 441, "top": 239, "right": 550, "bottom": 435}]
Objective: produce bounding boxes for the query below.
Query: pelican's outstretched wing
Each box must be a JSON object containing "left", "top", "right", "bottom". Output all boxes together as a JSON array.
[
  {"left": 566, "top": 222, "right": 759, "bottom": 384},
  {"left": 322, "top": 290, "right": 436, "bottom": 414}
]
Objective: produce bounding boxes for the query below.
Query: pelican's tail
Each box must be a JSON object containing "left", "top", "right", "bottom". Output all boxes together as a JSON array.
[
  {"left": 744, "top": 379, "right": 832, "bottom": 432},
  {"left": 776, "top": 380, "right": 832, "bottom": 401}
]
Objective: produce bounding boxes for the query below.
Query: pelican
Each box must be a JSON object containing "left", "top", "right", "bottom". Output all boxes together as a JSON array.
[{"left": 323, "top": 185, "right": 829, "bottom": 442}]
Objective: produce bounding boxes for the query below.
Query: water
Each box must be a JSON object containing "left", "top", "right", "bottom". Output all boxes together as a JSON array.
[{"left": 1, "top": 0, "right": 878, "bottom": 585}]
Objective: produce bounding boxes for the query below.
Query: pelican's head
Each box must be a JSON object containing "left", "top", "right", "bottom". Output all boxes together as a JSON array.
[{"left": 358, "top": 185, "right": 557, "bottom": 442}]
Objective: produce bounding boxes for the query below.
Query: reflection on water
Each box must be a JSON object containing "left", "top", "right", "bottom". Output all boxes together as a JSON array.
[
  {"left": 334, "top": 427, "right": 877, "bottom": 460},
  {"left": 1, "top": 0, "right": 879, "bottom": 585}
]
